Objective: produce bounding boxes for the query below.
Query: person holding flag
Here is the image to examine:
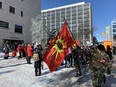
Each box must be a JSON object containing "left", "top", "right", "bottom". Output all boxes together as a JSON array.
[
  {"left": 43, "top": 21, "right": 75, "bottom": 72},
  {"left": 72, "top": 43, "right": 82, "bottom": 77}
]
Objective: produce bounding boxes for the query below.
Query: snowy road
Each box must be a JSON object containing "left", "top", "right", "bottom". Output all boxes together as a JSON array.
[{"left": 0, "top": 53, "right": 116, "bottom": 87}]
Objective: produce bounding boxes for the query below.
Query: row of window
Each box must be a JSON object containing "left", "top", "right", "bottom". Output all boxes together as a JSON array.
[
  {"left": 113, "top": 25, "right": 116, "bottom": 28},
  {"left": 44, "top": 23, "right": 89, "bottom": 30},
  {"left": 0, "top": 2, "right": 23, "bottom": 17},
  {"left": 0, "top": 0, "right": 23, "bottom": 8},
  {"left": 0, "top": 20, "right": 23, "bottom": 34},
  {"left": 43, "top": 8, "right": 89, "bottom": 16},
  {"left": 43, "top": 15, "right": 89, "bottom": 21},
  {"left": 44, "top": 10, "right": 89, "bottom": 17}
]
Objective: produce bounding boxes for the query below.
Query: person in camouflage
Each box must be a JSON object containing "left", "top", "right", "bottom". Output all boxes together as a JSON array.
[
  {"left": 72, "top": 44, "right": 82, "bottom": 77},
  {"left": 89, "top": 45, "right": 111, "bottom": 87}
]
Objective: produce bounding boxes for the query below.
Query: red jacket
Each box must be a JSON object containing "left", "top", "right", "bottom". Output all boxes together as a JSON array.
[
  {"left": 27, "top": 45, "right": 33, "bottom": 57},
  {"left": 24, "top": 46, "right": 27, "bottom": 52},
  {"left": 17, "top": 45, "right": 22, "bottom": 52},
  {"left": 12, "top": 50, "right": 16, "bottom": 57}
]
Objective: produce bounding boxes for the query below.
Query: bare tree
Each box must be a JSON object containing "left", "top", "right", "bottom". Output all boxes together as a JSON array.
[
  {"left": 30, "top": 15, "right": 43, "bottom": 44},
  {"left": 92, "top": 26, "right": 98, "bottom": 34}
]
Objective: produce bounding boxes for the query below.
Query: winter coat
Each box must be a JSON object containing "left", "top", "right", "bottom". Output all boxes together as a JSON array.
[
  {"left": 27, "top": 45, "right": 33, "bottom": 57},
  {"left": 17, "top": 45, "right": 22, "bottom": 52},
  {"left": 34, "top": 59, "right": 42, "bottom": 68},
  {"left": 4, "top": 47, "right": 9, "bottom": 54},
  {"left": 24, "top": 46, "right": 27, "bottom": 53},
  {"left": 34, "top": 52, "right": 42, "bottom": 68},
  {"left": 12, "top": 50, "right": 16, "bottom": 57},
  {"left": 34, "top": 46, "right": 42, "bottom": 68}
]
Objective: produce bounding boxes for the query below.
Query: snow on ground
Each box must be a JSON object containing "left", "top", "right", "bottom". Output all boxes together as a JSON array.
[{"left": 0, "top": 52, "right": 116, "bottom": 87}]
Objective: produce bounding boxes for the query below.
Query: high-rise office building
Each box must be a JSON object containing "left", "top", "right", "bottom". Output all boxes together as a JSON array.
[
  {"left": 111, "top": 20, "right": 116, "bottom": 54},
  {"left": 41, "top": 2, "right": 93, "bottom": 46},
  {"left": 106, "top": 26, "right": 111, "bottom": 41},
  {"left": 0, "top": 0, "right": 41, "bottom": 49}
]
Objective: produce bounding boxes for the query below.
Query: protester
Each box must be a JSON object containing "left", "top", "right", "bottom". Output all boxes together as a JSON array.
[
  {"left": 65, "top": 47, "right": 73, "bottom": 67},
  {"left": 4, "top": 44, "right": 10, "bottom": 59},
  {"left": 11, "top": 48, "right": 16, "bottom": 57},
  {"left": 23, "top": 44, "right": 27, "bottom": 58},
  {"left": 17, "top": 44, "right": 22, "bottom": 59},
  {"left": 67, "top": 47, "right": 73, "bottom": 67},
  {"left": 27, "top": 44, "right": 33, "bottom": 64},
  {"left": 72, "top": 44, "right": 82, "bottom": 77},
  {"left": 89, "top": 44, "right": 111, "bottom": 87},
  {"left": 80, "top": 46, "right": 86, "bottom": 65},
  {"left": 24, "top": 43, "right": 28, "bottom": 62},
  {"left": 106, "top": 46, "right": 113, "bottom": 74},
  {"left": 106, "top": 45, "right": 112, "bottom": 60},
  {"left": 33, "top": 44, "right": 43, "bottom": 76},
  {"left": 64, "top": 55, "right": 69, "bottom": 67},
  {"left": 21, "top": 44, "right": 25, "bottom": 58}
]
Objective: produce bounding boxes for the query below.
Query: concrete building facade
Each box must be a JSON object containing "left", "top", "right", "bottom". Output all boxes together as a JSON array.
[
  {"left": 0, "top": 0, "right": 41, "bottom": 49},
  {"left": 111, "top": 20, "right": 116, "bottom": 54},
  {"left": 106, "top": 26, "right": 111, "bottom": 41},
  {"left": 41, "top": 2, "right": 93, "bottom": 46}
]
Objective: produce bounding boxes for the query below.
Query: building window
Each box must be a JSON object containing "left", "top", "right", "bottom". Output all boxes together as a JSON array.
[
  {"left": 21, "top": 11, "right": 23, "bottom": 17},
  {"left": 15, "top": 24, "right": 23, "bottom": 34},
  {"left": 0, "top": 20, "right": 9, "bottom": 28},
  {"left": 112, "top": 22, "right": 116, "bottom": 24},
  {"left": 9, "top": 6, "right": 15, "bottom": 14},
  {"left": 113, "top": 25, "right": 116, "bottom": 28},
  {"left": 113, "top": 29, "right": 116, "bottom": 32},
  {"left": 0, "top": 2, "right": 2, "bottom": 9}
]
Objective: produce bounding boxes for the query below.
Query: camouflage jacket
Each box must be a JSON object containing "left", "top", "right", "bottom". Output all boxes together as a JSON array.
[{"left": 89, "top": 50, "right": 110, "bottom": 73}]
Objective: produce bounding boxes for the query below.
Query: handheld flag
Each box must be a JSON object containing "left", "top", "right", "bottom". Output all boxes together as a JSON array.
[{"left": 43, "top": 21, "right": 75, "bottom": 72}]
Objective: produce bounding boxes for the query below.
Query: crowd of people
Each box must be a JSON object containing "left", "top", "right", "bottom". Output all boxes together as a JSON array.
[
  {"left": 2, "top": 41, "right": 113, "bottom": 87},
  {"left": 3, "top": 42, "right": 43, "bottom": 76},
  {"left": 63, "top": 44, "right": 113, "bottom": 87}
]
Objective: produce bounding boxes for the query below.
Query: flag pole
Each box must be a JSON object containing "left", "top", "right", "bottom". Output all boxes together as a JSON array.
[{"left": 64, "top": 19, "right": 76, "bottom": 44}]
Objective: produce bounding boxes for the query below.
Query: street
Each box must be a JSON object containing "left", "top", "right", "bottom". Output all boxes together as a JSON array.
[{"left": 0, "top": 53, "right": 116, "bottom": 87}]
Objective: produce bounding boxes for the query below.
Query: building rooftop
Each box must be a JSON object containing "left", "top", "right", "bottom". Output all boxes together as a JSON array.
[{"left": 42, "top": 2, "right": 85, "bottom": 12}]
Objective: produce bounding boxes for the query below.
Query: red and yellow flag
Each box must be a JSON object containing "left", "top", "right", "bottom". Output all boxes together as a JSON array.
[{"left": 43, "top": 21, "right": 75, "bottom": 72}]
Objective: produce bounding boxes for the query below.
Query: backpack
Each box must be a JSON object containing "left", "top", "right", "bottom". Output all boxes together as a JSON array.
[{"left": 33, "top": 53, "right": 39, "bottom": 62}]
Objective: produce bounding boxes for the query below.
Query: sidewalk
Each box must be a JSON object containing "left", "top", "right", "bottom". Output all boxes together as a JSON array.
[{"left": 0, "top": 53, "right": 116, "bottom": 87}]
